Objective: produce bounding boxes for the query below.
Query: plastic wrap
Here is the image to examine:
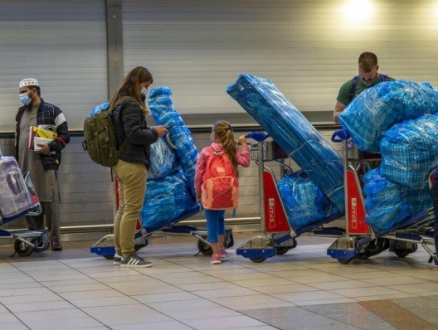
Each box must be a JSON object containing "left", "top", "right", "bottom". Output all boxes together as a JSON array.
[
  {"left": 0, "top": 156, "right": 32, "bottom": 218},
  {"left": 363, "top": 168, "right": 432, "bottom": 230},
  {"left": 90, "top": 102, "right": 109, "bottom": 117},
  {"left": 339, "top": 80, "right": 438, "bottom": 152},
  {"left": 148, "top": 87, "right": 199, "bottom": 198},
  {"left": 227, "top": 73, "right": 345, "bottom": 212},
  {"left": 148, "top": 137, "right": 180, "bottom": 180},
  {"left": 380, "top": 113, "right": 438, "bottom": 188},
  {"left": 140, "top": 170, "right": 197, "bottom": 230},
  {"left": 277, "top": 172, "right": 339, "bottom": 229}
]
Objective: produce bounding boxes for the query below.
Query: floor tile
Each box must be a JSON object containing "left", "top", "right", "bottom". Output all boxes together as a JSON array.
[
  {"left": 183, "top": 315, "right": 267, "bottom": 329},
  {"left": 132, "top": 291, "right": 200, "bottom": 304},
  {"left": 82, "top": 304, "right": 172, "bottom": 325},
  {"left": 272, "top": 290, "right": 346, "bottom": 303},
  {"left": 5, "top": 300, "right": 74, "bottom": 313},
  {"left": 110, "top": 321, "right": 193, "bottom": 330},
  {"left": 1, "top": 233, "right": 438, "bottom": 330},
  {"left": 309, "top": 280, "right": 376, "bottom": 290}
]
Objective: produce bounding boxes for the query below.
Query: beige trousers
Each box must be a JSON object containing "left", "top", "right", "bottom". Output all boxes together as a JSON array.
[{"left": 113, "top": 159, "right": 147, "bottom": 258}]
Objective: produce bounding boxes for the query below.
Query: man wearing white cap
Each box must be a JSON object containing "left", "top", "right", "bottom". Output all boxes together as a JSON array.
[{"left": 15, "top": 78, "right": 70, "bottom": 251}]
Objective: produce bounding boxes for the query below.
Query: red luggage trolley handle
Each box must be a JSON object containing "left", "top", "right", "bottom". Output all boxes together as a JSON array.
[
  {"left": 245, "top": 132, "right": 290, "bottom": 234},
  {"left": 332, "top": 129, "right": 369, "bottom": 235}
]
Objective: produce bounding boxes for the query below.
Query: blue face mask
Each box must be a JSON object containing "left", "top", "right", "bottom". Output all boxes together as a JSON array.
[
  {"left": 140, "top": 87, "right": 148, "bottom": 97},
  {"left": 19, "top": 92, "right": 32, "bottom": 106}
]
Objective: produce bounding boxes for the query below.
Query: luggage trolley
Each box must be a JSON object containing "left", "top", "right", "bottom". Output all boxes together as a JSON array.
[
  {"left": 1, "top": 172, "right": 49, "bottom": 257},
  {"left": 327, "top": 129, "right": 436, "bottom": 264},
  {"left": 236, "top": 131, "right": 344, "bottom": 263},
  {"left": 90, "top": 182, "right": 234, "bottom": 259}
]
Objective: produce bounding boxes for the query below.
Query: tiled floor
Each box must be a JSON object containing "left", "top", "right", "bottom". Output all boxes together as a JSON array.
[{"left": 1, "top": 232, "right": 438, "bottom": 329}]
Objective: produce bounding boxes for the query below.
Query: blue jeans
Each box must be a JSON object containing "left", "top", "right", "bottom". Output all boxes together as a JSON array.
[{"left": 204, "top": 209, "right": 225, "bottom": 244}]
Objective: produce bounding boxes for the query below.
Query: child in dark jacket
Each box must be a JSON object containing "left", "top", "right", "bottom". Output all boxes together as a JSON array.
[{"left": 194, "top": 120, "right": 250, "bottom": 264}]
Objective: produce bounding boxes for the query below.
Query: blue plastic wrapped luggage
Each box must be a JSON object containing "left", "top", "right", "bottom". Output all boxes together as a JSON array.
[
  {"left": 339, "top": 80, "right": 438, "bottom": 152},
  {"left": 363, "top": 168, "right": 432, "bottom": 230},
  {"left": 277, "top": 172, "right": 339, "bottom": 230},
  {"left": 227, "top": 73, "right": 345, "bottom": 212},
  {"left": 380, "top": 113, "right": 438, "bottom": 188},
  {"left": 140, "top": 170, "right": 197, "bottom": 230},
  {"left": 148, "top": 87, "right": 199, "bottom": 198},
  {"left": 90, "top": 102, "right": 109, "bottom": 116},
  {"left": 148, "top": 137, "right": 180, "bottom": 180}
]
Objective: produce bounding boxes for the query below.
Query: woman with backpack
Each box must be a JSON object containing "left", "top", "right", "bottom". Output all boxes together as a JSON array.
[
  {"left": 194, "top": 120, "right": 250, "bottom": 264},
  {"left": 110, "top": 66, "right": 168, "bottom": 268}
]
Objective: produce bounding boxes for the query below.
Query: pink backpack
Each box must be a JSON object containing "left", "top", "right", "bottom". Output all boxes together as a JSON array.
[{"left": 201, "top": 146, "right": 239, "bottom": 210}]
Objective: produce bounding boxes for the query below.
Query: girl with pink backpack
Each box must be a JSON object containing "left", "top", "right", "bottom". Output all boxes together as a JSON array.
[{"left": 194, "top": 121, "right": 250, "bottom": 264}]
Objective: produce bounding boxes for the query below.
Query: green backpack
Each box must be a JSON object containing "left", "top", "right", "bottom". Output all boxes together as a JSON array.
[{"left": 82, "top": 97, "right": 132, "bottom": 167}]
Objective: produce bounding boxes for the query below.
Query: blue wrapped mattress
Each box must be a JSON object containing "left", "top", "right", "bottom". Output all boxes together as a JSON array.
[
  {"left": 227, "top": 74, "right": 345, "bottom": 212},
  {"left": 339, "top": 80, "right": 438, "bottom": 152}
]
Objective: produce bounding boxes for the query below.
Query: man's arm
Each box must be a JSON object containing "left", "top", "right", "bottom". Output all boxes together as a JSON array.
[{"left": 333, "top": 101, "right": 346, "bottom": 124}]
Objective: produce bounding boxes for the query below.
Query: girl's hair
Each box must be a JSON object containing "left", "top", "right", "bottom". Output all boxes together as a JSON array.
[
  {"left": 109, "top": 66, "right": 153, "bottom": 113},
  {"left": 212, "top": 120, "right": 239, "bottom": 176}
]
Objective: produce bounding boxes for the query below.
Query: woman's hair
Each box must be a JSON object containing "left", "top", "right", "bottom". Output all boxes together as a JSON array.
[
  {"left": 109, "top": 66, "right": 153, "bottom": 113},
  {"left": 212, "top": 120, "right": 239, "bottom": 176}
]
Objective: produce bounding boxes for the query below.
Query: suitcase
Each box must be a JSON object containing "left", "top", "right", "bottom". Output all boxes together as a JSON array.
[{"left": 0, "top": 156, "right": 32, "bottom": 218}]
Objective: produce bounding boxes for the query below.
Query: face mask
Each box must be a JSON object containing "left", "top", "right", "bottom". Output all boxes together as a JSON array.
[
  {"left": 140, "top": 87, "right": 148, "bottom": 97},
  {"left": 361, "top": 75, "right": 379, "bottom": 87},
  {"left": 19, "top": 92, "right": 32, "bottom": 106}
]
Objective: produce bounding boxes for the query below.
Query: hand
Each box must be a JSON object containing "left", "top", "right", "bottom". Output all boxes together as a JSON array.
[
  {"left": 154, "top": 125, "right": 168, "bottom": 138},
  {"left": 238, "top": 135, "right": 247, "bottom": 147},
  {"left": 37, "top": 144, "right": 50, "bottom": 155},
  {"left": 196, "top": 193, "right": 202, "bottom": 202}
]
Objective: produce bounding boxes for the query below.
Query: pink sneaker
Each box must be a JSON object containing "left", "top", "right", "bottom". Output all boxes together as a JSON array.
[
  {"left": 220, "top": 247, "right": 229, "bottom": 258},
  {"left": 210, "top": 253, "right": 221, "bottom": 264}
]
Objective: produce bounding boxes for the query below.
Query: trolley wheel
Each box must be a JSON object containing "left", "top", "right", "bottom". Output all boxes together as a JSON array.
[
  {"left": 393, "top": 248, "right": 410, "bottom": 258},
  {"left": 337, "top": 258, "right": 353, "bottom": 265},
  {"left": 14, "top": 239, "right": 34, "bottom": 257},
  {"left": 273, "top": 236, "right": 297, "bottom": 255},
  {"left": 275, "top": 247, "right": 291, "bottom": 255},
  {"left": 197, "top": 236, "right": 213, "bottom": 256},
  {"left": 103, "top": 255, "right": 114, "bottom": 260},
  {"left": 361, "top": 237, "right": 387, "bottom": 259},
  {"left": 32, "top": 235, "right": 50, "bottom": 253},
  {"left": 250, "top": 258, "right": 267, "bottom": 263},
  {"left": 410, "top": 243, "right": 418, "bottom": 253}
]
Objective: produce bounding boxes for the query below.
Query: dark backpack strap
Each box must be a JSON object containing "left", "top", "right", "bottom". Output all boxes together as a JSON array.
[
  {"left": 109, "top": 96, "right": 134, "bottom": 152},
  {"left": 349, "top": 75, "right": 360, "bottom": 102},
  {"left": 380, "top": 73, "right": 389, "bottom": 82},
  {"left": 349, "top": 73, "right": 389, "bottom": 102}
]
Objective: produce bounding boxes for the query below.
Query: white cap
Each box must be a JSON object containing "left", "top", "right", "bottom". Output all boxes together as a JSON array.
[{"left": 19, "top": 78, "right": 39, "bottom": 88}]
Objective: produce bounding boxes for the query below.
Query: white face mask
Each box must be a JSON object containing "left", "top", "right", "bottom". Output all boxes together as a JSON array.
[
  {"left": 140, "top": 87, "right": 148, "bottom": 97},
  {"left": 361, "top": 75, "right": 379, "bottom": 87}
]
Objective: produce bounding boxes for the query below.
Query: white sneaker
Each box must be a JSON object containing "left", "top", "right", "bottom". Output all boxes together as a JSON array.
[{"left": 113, "top": 253, "right": 123, "bottom": 265}]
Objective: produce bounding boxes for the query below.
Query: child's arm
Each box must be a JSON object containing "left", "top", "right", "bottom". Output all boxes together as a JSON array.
[
  {"left": 194, "top": 150, "right": 207, "bottom": 201},
  {"left": 237, "top": 135, "right": 250, "bottom": 167}
]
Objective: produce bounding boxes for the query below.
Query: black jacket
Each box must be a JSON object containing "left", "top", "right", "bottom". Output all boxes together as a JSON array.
[
  {"left": 112, "top": 98, "right": 158, "bottom": 168},
  {"left": 15, "top": 99, "right": 70, "bottom": 170}
]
